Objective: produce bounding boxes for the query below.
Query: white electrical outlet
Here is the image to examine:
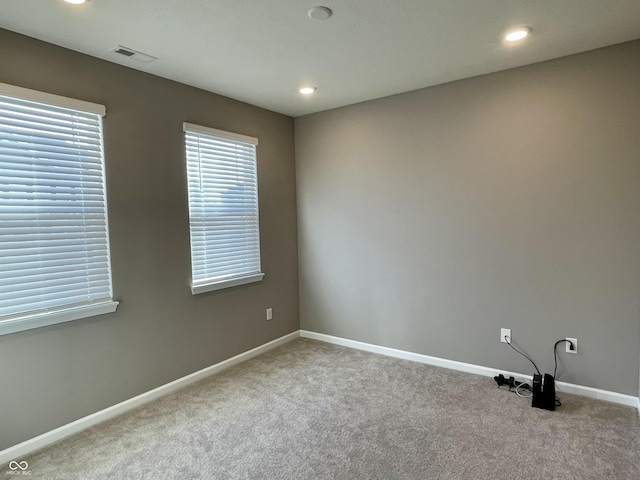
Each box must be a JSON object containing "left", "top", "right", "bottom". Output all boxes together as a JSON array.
[
  {"left": 500, "top": 328, "right": 511, "bottom": 343},
  {"left": 266, "top": 308, "right": 273, "bottom": 321},
  {"left": 566, "top": 337, "right": 577, "bottom": 354}
]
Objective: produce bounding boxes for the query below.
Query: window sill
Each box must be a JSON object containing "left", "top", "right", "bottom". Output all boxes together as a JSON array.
[
  {"left": 0, "top": 301, "right": 119, "bottom": 337},
  {"left": 191, "top": 273, "right": 265, "bottom": 295}
]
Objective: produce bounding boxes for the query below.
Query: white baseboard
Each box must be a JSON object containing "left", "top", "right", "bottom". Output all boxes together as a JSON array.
[
  {"left": 0, "top": 330, "right": 300, "bottom": 466},
  {"left": 300, "top": 330, "right": 639, "bottom": 408},
  {"left": 3, "top": 328, "right": 636, "bottom": 465}
]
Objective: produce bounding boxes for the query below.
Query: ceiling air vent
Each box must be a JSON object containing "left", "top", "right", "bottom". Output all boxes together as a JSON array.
[{"left": 109, "top": 45, "right": 157, "bottom": 63}]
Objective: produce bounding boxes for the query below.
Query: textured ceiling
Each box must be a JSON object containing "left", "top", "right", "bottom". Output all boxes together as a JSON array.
[{"left": 1, "top": 0, "right": 639, "bottom": 117}]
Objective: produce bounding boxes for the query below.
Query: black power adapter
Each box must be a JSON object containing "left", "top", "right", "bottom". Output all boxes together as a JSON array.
[
  {"left": 494, "top": 373, "right": 530, "bottom": 392},
  {"left": 494, "top": 373, "right": 516, "bottom": 388},
  {"left": 531, "top": 373, "right": 556, "bottom": 411}
]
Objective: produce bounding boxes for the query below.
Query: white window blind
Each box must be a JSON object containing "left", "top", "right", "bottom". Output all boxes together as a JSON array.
[
  {"left": 184, "top": 122, "right": 264, "bottom": 294},
  {"left": 0, "top": 83, "right": 117, "bottom": 336}
]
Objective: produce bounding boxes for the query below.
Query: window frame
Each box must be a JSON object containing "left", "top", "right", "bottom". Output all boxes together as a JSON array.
[
  {"left": 183, "top": 122, "right": 264, "bottom": 294},
  {"left": 0, "top": 82, "right": 118, "bottom": 336}
]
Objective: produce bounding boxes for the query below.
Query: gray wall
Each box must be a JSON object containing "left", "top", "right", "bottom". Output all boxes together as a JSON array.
[
  {"left": 0, "top": 29, "right": 299, "bottom": 450},
  {"left": 295, "top": 41, "right": 640, "bottom": 396}
]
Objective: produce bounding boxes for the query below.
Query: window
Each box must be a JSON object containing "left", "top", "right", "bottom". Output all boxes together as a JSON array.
[
  {"left": 184, "top": 122, "right": 264, "bottom": 294},
  {"left": 0, "top": 83, "right": 117, "bottom": 336}
]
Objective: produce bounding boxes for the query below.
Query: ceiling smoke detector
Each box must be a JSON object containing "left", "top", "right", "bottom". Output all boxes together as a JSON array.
[
  {"left": 308, "top": 6, "right": 332, "bottom": 21},
  {"left": 109, "top": 45, "right": 157, "bottom": 63}
]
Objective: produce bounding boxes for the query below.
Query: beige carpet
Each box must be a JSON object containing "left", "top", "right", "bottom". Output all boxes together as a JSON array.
[{"left": 2, "top": 338, "right": 639, "bottom": 479}]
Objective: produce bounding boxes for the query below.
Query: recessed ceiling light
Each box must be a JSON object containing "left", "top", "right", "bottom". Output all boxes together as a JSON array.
[
  {"left": 64, "top": 0, "right": 87, "bottom": 4},
  {"left": 308, "top": 6, "right": 332, "bottom": 21},
  {"left": 299, "top": 86, "right": 317, "bottom": 95},
  {"left": 505, "top": 26, "right": 532, "bottom": 42}
]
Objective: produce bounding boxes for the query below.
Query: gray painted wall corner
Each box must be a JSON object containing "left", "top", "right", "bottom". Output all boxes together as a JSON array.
[{"left": 295, "top": 40, "right": 640, "bottom": 396}]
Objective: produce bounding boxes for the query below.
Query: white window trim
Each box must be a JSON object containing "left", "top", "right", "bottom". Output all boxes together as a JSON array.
[
  {"left": 191, "top": 273, "right": 265, "bottom": 295},
  {"left": 0, "top": 82, "right": 106, "bottom": 116},
  {"left": 183, "top": 122, "right": 258, "bottom": 146},
  {"left": 0, "top": 82, "right": 117, "bottom": 336},
  {"left": 0, "top": 301, "right": 119, "bottom": 337}
]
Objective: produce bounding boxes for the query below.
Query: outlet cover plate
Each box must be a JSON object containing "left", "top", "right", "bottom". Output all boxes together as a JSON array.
[
  {"left": 566, "top": 337, "right": 577, "bottom": 353},
  {"left": 266, "top": 308, "right": 273, "bottom": 321},
  {"left": 500, "top": 328, "right": 511, "bottom": 343}
]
